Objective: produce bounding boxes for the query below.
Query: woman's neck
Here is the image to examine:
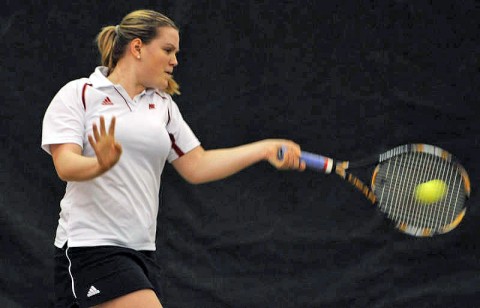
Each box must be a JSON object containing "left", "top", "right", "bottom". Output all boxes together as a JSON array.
[{"left": 107, "top": 64, "right": 145, "bottom": 100}]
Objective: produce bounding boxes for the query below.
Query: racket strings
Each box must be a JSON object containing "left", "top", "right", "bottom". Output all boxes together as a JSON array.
[
  {"left": 395, "top": 154, "right": 463, "bottom": 228},
  {"left": 397, "top": 156, "right": 462, "bottom": 228},
  {"left": 375, "top": 152, "right": 465, "bottom": 231}
]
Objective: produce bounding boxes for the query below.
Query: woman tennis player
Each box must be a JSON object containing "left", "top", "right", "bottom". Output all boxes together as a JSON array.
[{"left": 41, "top": 9, "right": 304, "bottom": 308}]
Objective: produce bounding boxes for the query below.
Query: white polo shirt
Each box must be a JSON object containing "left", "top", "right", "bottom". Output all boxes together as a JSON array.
[{"left": 42, "top": 67, "right": 200, "bottom": 250}]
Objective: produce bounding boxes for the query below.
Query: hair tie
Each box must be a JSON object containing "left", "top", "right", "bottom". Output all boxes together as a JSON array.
[{"left": 114, "top": 25, "right": 120, "bottom": 35}]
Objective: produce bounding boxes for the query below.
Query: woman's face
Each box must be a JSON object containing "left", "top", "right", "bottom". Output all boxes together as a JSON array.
[{"left": 140, "top": 26, "right": 179, "bottom": 90}]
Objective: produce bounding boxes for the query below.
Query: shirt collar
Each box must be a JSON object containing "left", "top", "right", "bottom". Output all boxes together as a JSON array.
[
  {"left": 89, "top": 67, "right": 114, "bottom": 88},
  {"left": 89, "top": 66, "right": 157, "bottom": 97}
]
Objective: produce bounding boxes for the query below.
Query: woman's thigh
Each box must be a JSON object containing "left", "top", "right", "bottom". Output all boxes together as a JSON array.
[{"left": 93, "top": 289, "right": 162, "bottom": 308}]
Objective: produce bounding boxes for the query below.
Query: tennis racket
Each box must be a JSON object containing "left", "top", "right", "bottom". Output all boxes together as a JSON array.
[{"left": 279, "top": 144, "right": 471, "bottom": 237}]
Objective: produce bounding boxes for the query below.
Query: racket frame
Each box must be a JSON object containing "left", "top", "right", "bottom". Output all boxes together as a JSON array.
[{"left": 297, "top": 143, "right": 471, "bottom": 237}]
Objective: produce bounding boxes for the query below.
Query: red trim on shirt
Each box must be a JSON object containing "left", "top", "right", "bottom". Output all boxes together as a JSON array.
[
  {"left": 155, "top": 92, "right": 167, "bottom": 100},
  {"left": 82, "top": 83, "right": 92, "bottom": 110},
  {"left": 169, "top": 133, "right": 184, "bottom": 157},
  {"left": 112, "top": 86, "right": 132, "bottom": 112}
]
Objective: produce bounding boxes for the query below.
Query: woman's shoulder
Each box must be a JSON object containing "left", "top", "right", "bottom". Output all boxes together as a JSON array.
[{"left": 58, "top": 77, "right": 92, "bottom": 94}]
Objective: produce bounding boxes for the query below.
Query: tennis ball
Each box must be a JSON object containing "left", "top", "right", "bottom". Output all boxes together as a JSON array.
[{"left": 414, "top": 179, "right": 448, "bottom": 204}]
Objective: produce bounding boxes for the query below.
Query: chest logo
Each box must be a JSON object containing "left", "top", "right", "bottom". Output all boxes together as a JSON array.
[
  {"left": 149, "top": 103, "right": 156, "bottom": 109},
  {"left": 102, "top": 97, "right": 113, "bottom": 106}
]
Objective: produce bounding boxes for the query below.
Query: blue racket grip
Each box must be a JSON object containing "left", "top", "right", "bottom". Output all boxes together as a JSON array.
[{"left": 277, "top": 147, "right": 334, "bottom": 174}]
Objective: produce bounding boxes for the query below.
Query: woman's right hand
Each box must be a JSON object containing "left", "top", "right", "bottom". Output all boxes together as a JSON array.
[{"left": 88, "top": 116, "right": 123, "bottom": 172}]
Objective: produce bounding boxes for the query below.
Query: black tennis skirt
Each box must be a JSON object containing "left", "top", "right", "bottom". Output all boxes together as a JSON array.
[{"left": 54, "top": 243, "right": 164, "bottom": 307}]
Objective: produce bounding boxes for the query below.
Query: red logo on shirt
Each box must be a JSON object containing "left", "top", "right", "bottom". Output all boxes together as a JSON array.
[
  {"left": 102, "top": 97, "right": 113, "bottom": 105},
  {"left": 149, "top": 103, "right": 155, "bottom": 109}
]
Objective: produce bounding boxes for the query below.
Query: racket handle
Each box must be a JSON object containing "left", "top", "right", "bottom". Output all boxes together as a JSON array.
[
  {"left": 277, "top": 147, "right": 334, "bottom": 174},
  {"left": 300, "top": 151, "right": 335, "bottom": 174}
]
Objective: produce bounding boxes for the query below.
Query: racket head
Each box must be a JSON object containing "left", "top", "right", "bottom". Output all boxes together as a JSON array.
[{"left": 371, "top": 144, "right": 471, "bottom": 237}]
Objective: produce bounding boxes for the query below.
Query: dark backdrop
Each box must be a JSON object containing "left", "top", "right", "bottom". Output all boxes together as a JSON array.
[{"left": 1, "top": 1, "right": 479, "bottom": 307}]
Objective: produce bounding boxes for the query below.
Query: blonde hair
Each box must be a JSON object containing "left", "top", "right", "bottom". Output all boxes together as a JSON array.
[{"left": 96, "top": 10, "right": 180, "bottom": 95}]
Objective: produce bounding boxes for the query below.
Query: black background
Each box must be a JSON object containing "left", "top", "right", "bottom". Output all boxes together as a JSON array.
[{"left": 1, "top": 1, "right": 479, "bottom": 307}]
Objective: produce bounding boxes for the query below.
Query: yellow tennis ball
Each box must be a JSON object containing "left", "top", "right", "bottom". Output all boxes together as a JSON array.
[{"left": 414, "top": 179, "right": 448, "bottom": 204}]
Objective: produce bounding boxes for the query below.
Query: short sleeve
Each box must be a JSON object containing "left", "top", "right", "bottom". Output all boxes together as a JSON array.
[
  {"left": 41, "top": 81, "right": 86, "bottom": 155},
  {"left": 166, "top": 99, "right": 201, "bottom": 162}
]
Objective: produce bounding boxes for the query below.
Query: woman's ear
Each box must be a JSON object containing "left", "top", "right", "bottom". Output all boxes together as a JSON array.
[{"left": 129, "top": 38, "right": 143, "bottom": 59}]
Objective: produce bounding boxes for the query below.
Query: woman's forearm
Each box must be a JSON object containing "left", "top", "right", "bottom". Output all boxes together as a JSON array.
[
  {"left": 172, "top": 140, "right": 303, "bottom": 184},
  {"left": 50, "top": 144, "right": 104, "bottom": 182},
  {"left": 50, "top": 118, "right": 122, "bottom": 182},
  {"left": 190, "top": 143, "right": 267, "bottom": 183}
]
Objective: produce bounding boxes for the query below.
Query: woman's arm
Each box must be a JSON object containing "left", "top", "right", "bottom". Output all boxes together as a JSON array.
[
  {"left": 50, "top": 143, "right": 104, "bottom": 181},
  {"left": 50, "top": 116, "right": 122, "bottom": 182},
  {"left": 172, "top": 139, "right": 304, "bottom": 184}
]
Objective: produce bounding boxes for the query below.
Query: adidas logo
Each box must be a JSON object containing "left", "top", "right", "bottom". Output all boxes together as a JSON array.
[
  {"left": 87, "top": 285, "right": 101, "bottom": 298},
  {"left": 102, "top": 97, "right": 113, "bottom": 105}
]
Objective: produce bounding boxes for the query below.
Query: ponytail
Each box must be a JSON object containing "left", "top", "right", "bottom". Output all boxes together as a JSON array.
[{"left": 96, "top": 26, "right": 119, "bottom": 72}]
